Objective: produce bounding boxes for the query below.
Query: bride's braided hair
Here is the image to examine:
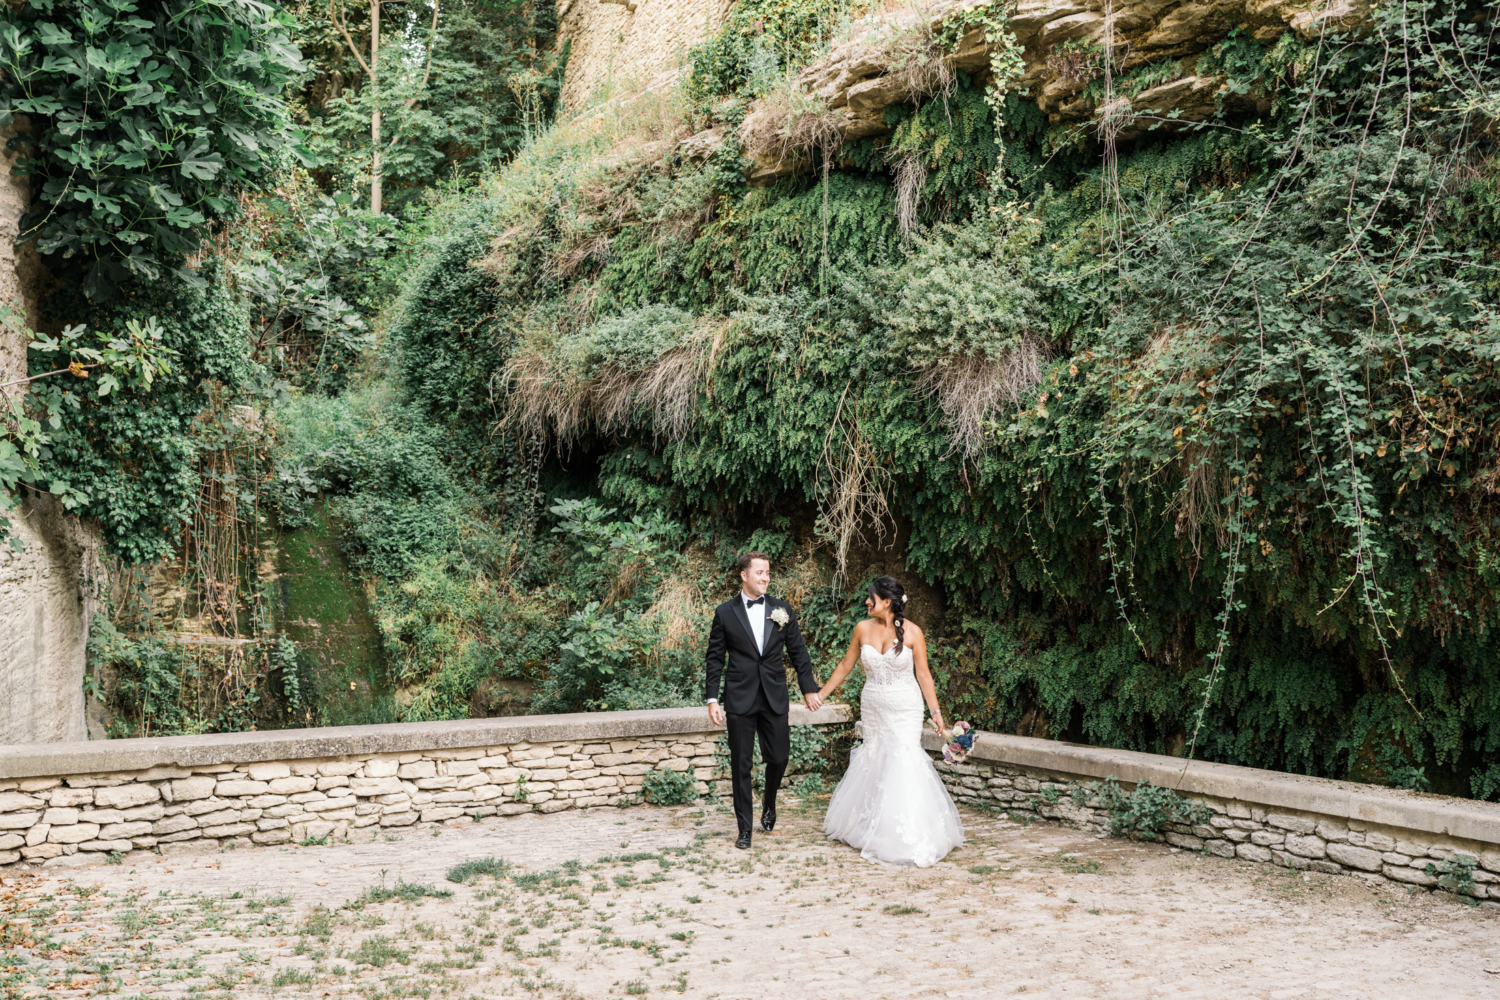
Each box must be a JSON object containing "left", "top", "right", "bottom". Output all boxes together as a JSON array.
[{"left": 870, "top": 576, "right": 907, "bottom": 648}]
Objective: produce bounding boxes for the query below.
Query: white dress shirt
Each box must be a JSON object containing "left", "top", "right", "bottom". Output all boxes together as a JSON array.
[
  {"left": 743, "top": 592, "right": 767, "bottom": 654},
  {"left": 708, "top": 592, "right": 766, "bottom": 705}
]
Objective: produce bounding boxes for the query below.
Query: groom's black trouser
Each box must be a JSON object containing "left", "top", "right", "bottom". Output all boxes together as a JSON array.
[{"left": 725, "top": 681, "right": 789, "bottom": 836}]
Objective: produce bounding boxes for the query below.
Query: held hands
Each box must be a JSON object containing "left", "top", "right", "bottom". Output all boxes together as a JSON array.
[{"left": 710, "top": 695, "right": 824, "bottom": 722}]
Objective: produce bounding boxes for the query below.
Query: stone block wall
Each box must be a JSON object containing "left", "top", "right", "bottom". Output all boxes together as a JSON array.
[
  {"left": 0, "top": 706, "right": 849, "bottom": 869},
  {"left": 556, "top": 0, "right": 728, "bottom": 110},
  {"left": 922, "top": 729, "right": 1500, "bottom": 900}
]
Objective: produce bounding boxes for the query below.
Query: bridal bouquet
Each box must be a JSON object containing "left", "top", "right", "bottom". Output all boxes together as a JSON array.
[{"left": 942, "top": 721, "right": 975, "bottom": 764}]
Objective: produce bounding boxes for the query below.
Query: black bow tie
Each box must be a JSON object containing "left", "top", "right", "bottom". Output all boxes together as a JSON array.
[{"left": 745, "top": 596, "right": 765, "bottom": 607}]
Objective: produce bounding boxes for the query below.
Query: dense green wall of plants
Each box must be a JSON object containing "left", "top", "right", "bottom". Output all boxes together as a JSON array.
[
  {"left": 18, "top": 0, "right": 1500, "bottom": 804},
  {"left": 365, "top": 0, "right": 1500, "bottom": 799}
]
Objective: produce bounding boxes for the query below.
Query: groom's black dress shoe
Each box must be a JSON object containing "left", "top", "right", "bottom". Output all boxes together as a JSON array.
[
  {"left": 735, "top": 831, "right": 752, "bottom": 850},
  {"left": 761, "top": 807, "right": 776, "bottom": 832}
]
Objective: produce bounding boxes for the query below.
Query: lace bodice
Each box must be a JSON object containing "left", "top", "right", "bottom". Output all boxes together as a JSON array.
[{"left": 860, "top": 642, "right": 916, "bottom": 689}]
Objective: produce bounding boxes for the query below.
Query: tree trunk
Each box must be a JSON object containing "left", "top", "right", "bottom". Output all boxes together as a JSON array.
[{"left": 369, "top": 0, "right": 382, "bottom": 214}]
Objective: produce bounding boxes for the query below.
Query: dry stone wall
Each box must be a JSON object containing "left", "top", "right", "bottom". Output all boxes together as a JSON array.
[
  {"left": 921, "top": 729, "right": 1500, "bottom": 901},
  {"left": 0, "top": 706, "right": 850, "bottom": 869}
]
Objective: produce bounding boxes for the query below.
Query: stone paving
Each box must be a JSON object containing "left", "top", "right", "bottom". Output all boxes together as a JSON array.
[{"left": 2, "top": 798, "right": 1498, "bottom": 999}]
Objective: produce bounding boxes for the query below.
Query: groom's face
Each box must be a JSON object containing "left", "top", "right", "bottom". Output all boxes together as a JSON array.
[{"left": 740, "top": 558, "right": 770, "bottom": 598}]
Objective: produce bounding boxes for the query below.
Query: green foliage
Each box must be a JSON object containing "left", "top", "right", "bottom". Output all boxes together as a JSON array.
[
  {"left": 303, "top": 0, "right": 564, "bottom": 212},
  {"left": 446, "top": 856, "right": 511, "bottom": 883},
  {"left": 348, "top": 935, "right": 411, "bottom": 967},
  {"left": 268, "top": 633, "right": 306, "bottom": 713},
  {"left": 238, "top": 184, "right": 394, "bottom": 394},
  {"left": 38, "top": 266, "right": 254, "bottom": 562},
  {"left": 641, "top": 767, "right": 698, "bottom": 806},
  {"left": 72, "top": 0, "right": 1500, "bottom": 809},
  {"left": 935, "top": 0, "right": 1023, "bottom": 123},
  {"left": 272, "top": 388, "right": 467, "bottom": 578},
  {"left": 372, "top": 0, "right": 1500, "bottom": 801},
  {"left": 88, "top": 615, "right": 268, "bottom": 737},
  {"left": 560, "top": 305, "right": 698, "bottom": 376},
  {"left": 854, "top": 78, "right": 1002, "bottom": 224},
  {"left": 0, "top": 304, "right": 176, "bottom": 545},
  {"left": 880, "top": 205, "right": 1043, "bottom": 364},
  {"left": 0, "top": 0, "right": 307, "bottom": 298},
  {"left": 1425, "top": 854, "right": 1480, "bottom": 897},
  {"left": 792, "top": 772, "right": 826, "bottom": 796},
  {"left": 356, "top": 879, "right": 454, "bottom": 907},
  {"left": 686, "top": 0, "right": 852, "bottom": 101},
  {"left": 1078, "top": 777, "right": 1214, "bottom": 841}
]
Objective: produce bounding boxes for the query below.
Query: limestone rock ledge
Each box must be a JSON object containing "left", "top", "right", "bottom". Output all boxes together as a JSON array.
[{"left": 721, "top": 0, "right": 1372, "bottom": 181}]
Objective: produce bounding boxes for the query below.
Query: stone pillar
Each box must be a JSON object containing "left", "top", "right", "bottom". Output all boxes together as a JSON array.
[{"left": 0, "top": 122, "right": 99, "bottom": 744}]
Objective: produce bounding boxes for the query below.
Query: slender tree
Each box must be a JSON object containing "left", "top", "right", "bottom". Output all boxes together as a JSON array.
[{"left": 328, "top": 0, "right": 440, "bottom": 213}]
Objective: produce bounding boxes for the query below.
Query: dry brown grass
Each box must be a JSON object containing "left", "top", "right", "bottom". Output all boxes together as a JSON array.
[
  {"left": 775, "top": 542, "right": 836, "bottom": 611},
  {"left": 477, "top": 83, "right": 695, "bottom": 287},
  {"left": 815, "top": 387, "right": 894, "bottom": 586},
  {"left": 739, "top": 79, "right": 845, "bottom": 171},
  {"left": 877, "top": 11, "right": 953, "bottom": 103},
  {"left": 893, "top": 154, "right": 926, "bottom": 236},
  {"left": 499, "top": 323, "right": 727, "bottom": 451},
  {"left": 644, "top": 544, "right": 720, "bottom": 647},
  {"left": 644, "top": 538, "right": 835, "bottom": 651},
  {"left": 917, "top": 337, "right": 1051, "bottom": 460}
]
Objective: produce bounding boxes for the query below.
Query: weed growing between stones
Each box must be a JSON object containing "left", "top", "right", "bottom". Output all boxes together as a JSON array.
[
  {"left": 1425, "top": 854, "right": 1480, "bottom": 901},
  {"left": 446, "top": 856, "right": 512, "bottom": 884},
  {"left": 642, "top": 768, "right": 699, "bottom": 806},
  {"left": 355, "top": 877, "right": 456, "bottom": 906},
  {"left": 1074, "top": 777, "right": 1214, "bottom": 841}
]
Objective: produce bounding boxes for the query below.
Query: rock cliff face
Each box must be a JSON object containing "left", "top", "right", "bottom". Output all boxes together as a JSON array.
[
  {"left": 556, "top": 0, "right": 731, "bottom": 109},
  {"left": 0, "top": 126, "right": 100, "bottom": 745},
  {"left": 673, "top": 0, "right": 1371, "bottom": 179}
]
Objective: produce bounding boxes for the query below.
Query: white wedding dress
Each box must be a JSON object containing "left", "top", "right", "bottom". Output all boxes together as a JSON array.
[{"left": 823, "top": 642, "right": 964, "bottom": 867}]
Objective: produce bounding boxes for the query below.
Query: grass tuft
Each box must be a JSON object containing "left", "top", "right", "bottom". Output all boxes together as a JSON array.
[{"left": 446, "top": 856, "right": 511, "bottom": 884}]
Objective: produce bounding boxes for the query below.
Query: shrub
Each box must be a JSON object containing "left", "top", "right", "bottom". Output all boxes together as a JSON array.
[
  {"left": 642, "top": 767, "right": 698, "bottom": 806},
  {"left": 1077, "top": 777, "right": 1214, "bottom": 841},
  {"left": 1425, "top": 854, "right": 1479, "bottom": 897},
  {"left": 0, "top": 0, "right": 306, "bottom": 297}
]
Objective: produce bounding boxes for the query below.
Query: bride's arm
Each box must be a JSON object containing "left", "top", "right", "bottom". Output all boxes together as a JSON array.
[
  {"left": 817, "top": 628, "right": 864, "bottom": 701},
  {"left": 910, "top": 627, "right": 946, "bottom": 737}
]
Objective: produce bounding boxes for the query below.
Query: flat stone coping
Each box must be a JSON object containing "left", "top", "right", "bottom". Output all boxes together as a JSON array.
[
  {"left": 0, "top": 704, "right": 851, "bottom": 780},
  {"left": 914, "top": 728, "right": 1500, "bottom": 846}
]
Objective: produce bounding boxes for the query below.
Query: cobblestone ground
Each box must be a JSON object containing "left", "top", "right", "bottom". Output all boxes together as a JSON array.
[{"left": 2, "top": 798, "right": 1498, "bottom": 999}]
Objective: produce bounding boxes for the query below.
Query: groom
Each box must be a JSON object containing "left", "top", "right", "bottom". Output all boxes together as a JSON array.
[{"left": 705, "top": 551, "right": 822, "bottom": 849}]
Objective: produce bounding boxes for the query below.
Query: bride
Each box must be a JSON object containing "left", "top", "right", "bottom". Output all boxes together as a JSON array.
[{"left": 812, "top": 576, "right": 964, "bottom": 867}]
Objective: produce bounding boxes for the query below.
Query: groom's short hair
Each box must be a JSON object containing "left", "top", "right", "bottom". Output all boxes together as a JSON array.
[{"left": 737, "top": 551, "right": 770, "bottom": 573}]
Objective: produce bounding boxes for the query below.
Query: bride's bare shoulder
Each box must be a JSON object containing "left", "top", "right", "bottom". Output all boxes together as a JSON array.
[
  {"left": 903, "top": 620, "right": 925, "bottom": 644},
  {"left": 850, "top": 619, "right": 874, "bottom": 640}
]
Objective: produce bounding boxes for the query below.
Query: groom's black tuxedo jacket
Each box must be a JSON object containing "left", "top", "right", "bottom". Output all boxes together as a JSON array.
[{"left": 704, "top": 595, "right": 818, "bottom": 716}]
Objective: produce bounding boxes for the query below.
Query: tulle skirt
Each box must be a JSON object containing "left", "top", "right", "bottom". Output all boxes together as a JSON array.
[{"left": 823, "top": 681, "right": 964, "bottom": 867}]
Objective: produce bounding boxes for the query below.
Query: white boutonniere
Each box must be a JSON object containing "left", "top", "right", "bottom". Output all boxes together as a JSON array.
[{"left": 769, "top": 607, "right": 790, "bottom": 629}]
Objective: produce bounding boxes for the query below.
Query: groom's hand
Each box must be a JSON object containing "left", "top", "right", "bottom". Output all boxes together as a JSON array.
[
  {"left": 804, "top": 692, "right": 823, "bottom": 712},
  {"left": 707, "top": 702, "right": 726, "bottom": 727}
]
